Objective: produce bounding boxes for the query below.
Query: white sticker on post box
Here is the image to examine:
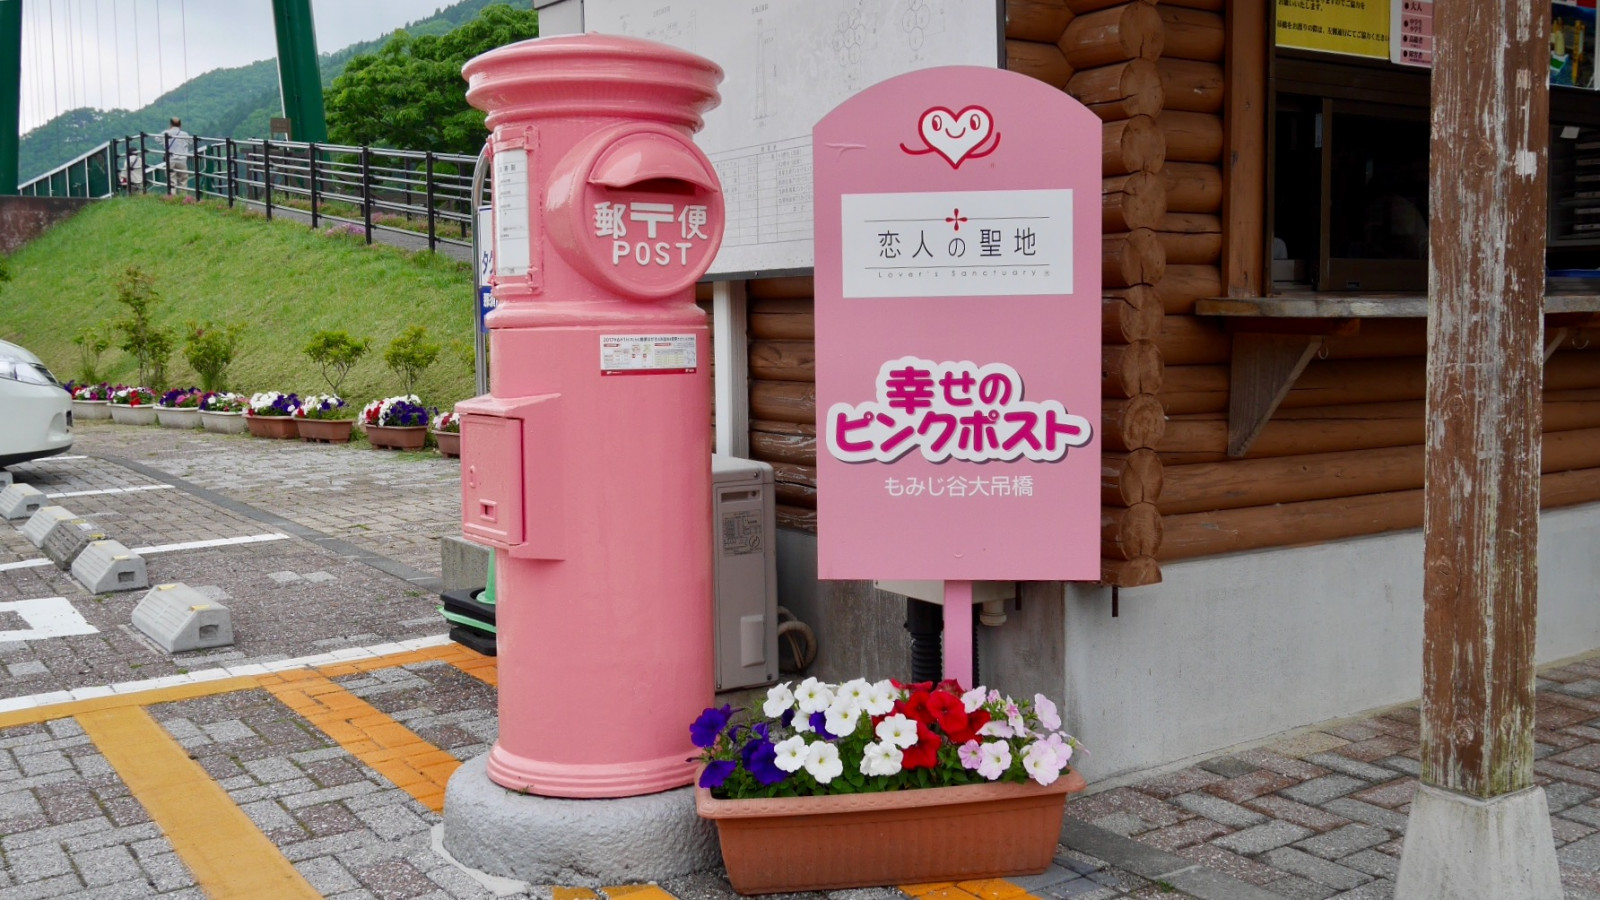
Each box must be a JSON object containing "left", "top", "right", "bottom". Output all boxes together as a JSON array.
[
  {"left": 493, "top": 149, "right": 532, "bottom": 278},
  {"left": 600, "top": 334, "right": 698, "bottom": 375}
]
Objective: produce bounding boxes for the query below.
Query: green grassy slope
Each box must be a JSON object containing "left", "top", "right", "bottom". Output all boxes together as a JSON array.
[{"left": 0, "top": 195, "right": 477, "bottom": 410}]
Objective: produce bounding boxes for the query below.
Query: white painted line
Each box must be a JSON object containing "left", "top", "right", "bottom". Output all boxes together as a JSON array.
[
  {"left": 3, "top": 632, "right": 461, "bottom": 713},
  {"left": 47, "top": 485, "right": 175, "bottom": 499},
  {"left": 132, "top": 533, "right": 291, "bottom": 555},
  {"left": 0, "top": 559, "right": 51, "bottom": 572},
  {"left": 26, "top": 455, "right": 88, "bottom": 462},
  {"left": 0, "top": 597, "right": 99, "bottom": 641}
]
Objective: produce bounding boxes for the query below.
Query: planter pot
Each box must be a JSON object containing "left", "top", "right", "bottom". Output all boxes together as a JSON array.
[
  {"left": 200, "top": 410, "right": 248, "bottom": 435},
  {"left": 298, "top": 417, "right": 357, "bottom": 444},
  {"left": 245, "top": 415, "right": 300, "bottom": 439},
  {"left": 109, "top": 404, "right": 158, "bottom": 426},
  {"left": 72, "top": 399, "right": 111, "bottom": 420},
  {"left": 433, "top": 430, "right": 460, "bottom": 458},
  {"left": 156, "top": 407, "right": 202, "bottom": 429},
  {"left": 367, "top": 424, "right": 428, "bottom": 450},
  {"left": 697, "top": 770, "right": 1087, "bottom": 895}
]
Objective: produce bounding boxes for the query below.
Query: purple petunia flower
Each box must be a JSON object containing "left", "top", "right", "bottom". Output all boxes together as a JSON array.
[
  {"left": 809, "top": 711, "right": 837, "bottom": 740},
  {"left": 690, "top": 705, "right": 733, "bottom": 749},
  {"left": 698, "top": 759, "right": 736, "bottom": 789},
  {"left": 742, "top": 738, "right": 787, "bottom": 785}
]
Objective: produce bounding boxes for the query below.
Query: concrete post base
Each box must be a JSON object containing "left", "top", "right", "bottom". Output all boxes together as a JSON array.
[
  {"left": 440, "top": 755, "right": 721, "bottom": 886},
  {"left": 1395, "top": 782, "right": 1562, "bottom": 900}
]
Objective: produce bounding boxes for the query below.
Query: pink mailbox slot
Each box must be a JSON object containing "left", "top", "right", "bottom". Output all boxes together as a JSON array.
[
  {"left": 459, "top": 35, "right": 723, "bottom": 799},
  {"left": 545, "top": 123, "right": 725, "bottom": 301}
]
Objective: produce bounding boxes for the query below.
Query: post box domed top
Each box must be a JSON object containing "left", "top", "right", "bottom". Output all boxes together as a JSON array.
[{"left": 463, "top": 34, "right": 724, "bottom": 134}]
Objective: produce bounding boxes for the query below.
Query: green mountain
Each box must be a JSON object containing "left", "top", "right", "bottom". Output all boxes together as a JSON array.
[{"left": 18, "top": 0, "right": 508, "bottom": 183}]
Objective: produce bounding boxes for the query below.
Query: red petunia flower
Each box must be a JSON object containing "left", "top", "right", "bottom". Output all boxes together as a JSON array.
[{"left": 900, "top": 720, "right": 942, "bottom": 770}]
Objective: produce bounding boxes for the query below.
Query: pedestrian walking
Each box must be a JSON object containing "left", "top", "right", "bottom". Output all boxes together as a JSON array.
[{"left": 163, "top": 117, "right": 193, "bottom": 192}]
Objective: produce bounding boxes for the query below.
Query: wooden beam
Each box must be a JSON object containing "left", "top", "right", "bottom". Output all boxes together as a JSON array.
[
  {"left": 1221, "top": 0, "right": 1267, "bottom": 297},
  {"left": 1418, "top": 0, "right": 1548, "bottom": 807},
  {"left": 1225, "top": 333, "right": 1323, "bottom": 457}
]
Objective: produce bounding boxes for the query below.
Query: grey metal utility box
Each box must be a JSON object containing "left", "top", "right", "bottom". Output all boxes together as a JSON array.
[{"left": 712, "top": 455, "right": 777, "bottom": 691}]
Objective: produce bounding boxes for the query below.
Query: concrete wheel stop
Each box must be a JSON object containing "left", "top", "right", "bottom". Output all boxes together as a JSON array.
[
  {"left": 21, "top": 505, "right": 76, "bottom": 547},
  {"left": 0, "top": 483, "right": 45, "bottom": 520},
  {"left": 72, "top": 539, "right": 149, "bottom": 593},
  {"left": 440, "top": 755, "right": 720, "bottom": 886}
]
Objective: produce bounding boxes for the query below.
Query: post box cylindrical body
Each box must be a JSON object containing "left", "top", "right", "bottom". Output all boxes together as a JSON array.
[{"left": 458, "top": 35, "right": 724, "bottom": 798}]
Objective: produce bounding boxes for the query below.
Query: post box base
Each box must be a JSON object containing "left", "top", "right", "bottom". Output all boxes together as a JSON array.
[
  {"left": 442, "top": 754, "right": 719, "bottom": 886},
  {"left": 485, "top": 742, "right": 698, "bottom": 798}
]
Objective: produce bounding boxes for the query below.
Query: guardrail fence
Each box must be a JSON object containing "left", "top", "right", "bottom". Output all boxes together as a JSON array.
[{"left": 18, "top": 133, "right": 485, "bottom": 255}]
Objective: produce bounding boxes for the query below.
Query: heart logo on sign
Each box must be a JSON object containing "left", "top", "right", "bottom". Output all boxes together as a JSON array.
[{"left": 900, "top": 106, "right": 1001, "bottom": 168}]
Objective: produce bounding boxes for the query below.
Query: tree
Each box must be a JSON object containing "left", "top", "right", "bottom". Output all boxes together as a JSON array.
[{"left": 324, "top": 4, "right": 539, "bottom": 154}]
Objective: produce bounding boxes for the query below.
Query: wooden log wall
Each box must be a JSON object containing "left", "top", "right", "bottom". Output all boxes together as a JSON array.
[{"left": 740, "top": 0, "right": 1600, "bottom": 586}]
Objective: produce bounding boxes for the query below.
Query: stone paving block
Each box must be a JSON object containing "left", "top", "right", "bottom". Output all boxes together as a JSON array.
[
  {"left": 70, "top": 539, "right": 147, "bottom": 593},
  {"left": 353, "top": 804, "right": 430, "bottom": 841},
  {"left": 1212, "top": 820, "right": 1313, "bottom": 856},
  {"left": 1322, "top": 797, "right": 1410, "bottom": 833},
  {"left": 304, "top": 571, "right": 337, "bottom": 583},
  {"left": 1280, "top": 774, "right": 1372, "bottom": 806},
  {"left": 1326, "top": 880, "right": 1394, "bottom": 900},
  {"left": 1263, "top": 846, "right": 1371, "bottom": 891},
  {"left": 1350, "top": 778, "right": 1417, "bottom": 809},
  {"left": 1126, "top": 766, "right": 1225, "bottom": 800},
  {"left": 1236, "top": 748, "right": 1331, "bottom": 781},
  {"left": 1375, "top": 755, "right": 1421, "bottom": 777},
  {"left": 0, "top": 483, "right": 45, "bottom": 520},
  {"left": 1138, "top": 817, "right": 1231, "bottom": 853},
  {"left": 20, "top": 506, "right": 75, "bottom": 548},
  {"left": 1305, "top": 753, "right": 1400, "bottom": 783},
  {"left": 1294, "top": 823, "right": 1391, "bottom": 860},
  {"left": 268, "top": 571, "right": 304, "bottom": 585},
  {"left": 1340, "top": 849, "right": 1399, "bottom": 879},
  {"left": 1090, "top": 811, "right": 1151, "bottom": 836},
  {"left": 1566, "top": 805, "right": 1600, "bottom": 830},
  {"left": 1173, "top": 791, "right": 1268, "bottom": 828},
  {"left": 75, "top": 844, "right": 142, "bottom": 888},
  {"left": 297, "top": 855, "right": 362, "bottom": 895},
  {"left": 1197, "top": 756, "right": 1260, "bottom": 779},
  {"left": 5, "top": 842, "right": 72, "bottom": 882},
  {"left": 1205, "top": 769, "right": 1298, "bottom": 804},
  {"left": 1561, "top": 833, "right": 1600, "bottom": 870},
  {"left": 1262, "top": 873, "right": 1339, "bottom": 899},
  {"left": 1552, "top": 815, "right": 1596, "bottom": 845}
]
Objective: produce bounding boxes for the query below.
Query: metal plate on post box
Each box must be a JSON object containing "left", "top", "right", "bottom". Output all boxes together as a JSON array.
[
  {"left": 0, "top": 483, "right": 45, "bottom": 520},
  {"left": 455, "top": 392, "right": 565, "bottom": 560},
  {"left": 43, "top": 519, "right": 109, "bottom": 570},
  {"left": 21, "top": 506, "right": 76, "bottom": 548},
  {"left": 132, "top": 583, "right": 234, "bottom": 652},
  {"left": 72, "top": 540, "right": 148, "bottom": 593}
]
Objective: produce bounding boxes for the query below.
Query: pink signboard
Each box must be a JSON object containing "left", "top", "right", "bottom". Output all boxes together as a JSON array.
[{"left": 814, "top": 66, "right": 1102, "bottom": 582}]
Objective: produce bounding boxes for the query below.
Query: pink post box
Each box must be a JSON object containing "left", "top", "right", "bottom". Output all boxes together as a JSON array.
[{"left": 460, "top": 35, "right": 724, "bottom": 798}]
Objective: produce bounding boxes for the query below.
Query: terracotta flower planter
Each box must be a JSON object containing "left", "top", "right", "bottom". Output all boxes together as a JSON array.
[
  {"left": 72, "top": 399, "right": 111, "bottom": 420},
  {"left": 697, "top": 769, "right": 1087, "bottom": 895},
  {"left": 156, "top": 407, "right": 202, "bottom": 429},
  {"left": 245, "top": 414, "right": 300, "bottom": 439},
  {"left": 433, "top": 430, "right": 460, "bottom": 458},
  {"left": 200, "top": 411, "right": 248, "bottom": 434},
  {"left": 366, "top": 424, "right": 428, "bottom": 450},
  {"left": 297, "top": 418, "right": 356, "bottom": 444},
  {"left": 109, "top": 404, "right": 158, "bottom": 426}
]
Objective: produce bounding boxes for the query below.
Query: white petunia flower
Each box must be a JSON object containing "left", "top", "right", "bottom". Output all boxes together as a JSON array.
[
  {"left": 1034, "top": 694, "right": 1061, "bottom": 731},
  {"left": 860, "top": 741, "right": 904, "bottom": 777},
  {"left": 773, "top": 735, "right": 809, "bottom": 773},
  {"left": 977, "top": 741, "right": 1012, "bottom": 780},
  {"left": 824, "top": 699, "right": 862, "bottom": 738},
  {"left": 861, "top": 680, "right": 897, "bottom": 717},
  {"left": 763, "top": 682, "right": 795, "bottom": 718},
  {"left": 834, "top": 678, "right": 870, "bottom": 711},
  {"left": 1022, "top": 741, "right": 1064, "bottom": 786},
  {"left": 961, "top": 686, "right": 988, "bottom": 714},
  {"left": 875, "top": 713, "right": 919, "bottom": 749},
  {"left": 804, "top": 741, "right": 844, "bottom": 783},
  {"left": 978, "top": 719, "right": 1014, "bottom": 739},
  {"left": 795, "top": 677, "right": 835, "bottom": 714}
]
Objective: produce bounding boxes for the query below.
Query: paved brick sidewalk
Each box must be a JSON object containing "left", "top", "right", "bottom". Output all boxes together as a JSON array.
[
  {"left": 0, "top": 423, "right": 1192, "bottom": 899},
  {"left": 1062, "top": 659, "right": 1600, "bottom": 900}
]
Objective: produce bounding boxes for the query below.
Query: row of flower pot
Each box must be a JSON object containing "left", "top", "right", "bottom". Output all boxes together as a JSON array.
[{"left": 69, "top": 387, "right": 461, "bottom": 457}]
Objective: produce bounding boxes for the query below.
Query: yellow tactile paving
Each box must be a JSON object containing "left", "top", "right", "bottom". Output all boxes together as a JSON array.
[
  {"left": 76, "top": 705, "right": 322, "bottom": 900},
  {"left": 912, "top": 888, "right": 986, "bottom": 900},
  {"left": 259, "top": 668, "right": 462, "bottom": 812},
  {"left": 603, "top": 887, "right": 677, "bottom": 900},
  {"left": 957, "top": 879, "right": 1032, "bottom": 900},
  {"left": 0, "top": 676, "right": 263, "bottom": 729},
  {"left": 554, "top": 889, "right": 600, "bottom": 900}
]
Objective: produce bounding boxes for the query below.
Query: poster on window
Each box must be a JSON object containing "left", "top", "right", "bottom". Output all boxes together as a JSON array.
[
  {"left": 1395, "top": 0, "right": 1599, "bottom": 88},
  {"left": 1277, "top": 0, "right": 1391, "bottom": 59}
]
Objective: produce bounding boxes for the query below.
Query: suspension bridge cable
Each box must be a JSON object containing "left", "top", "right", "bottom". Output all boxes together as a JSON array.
[{"left": 154, "top": 0, "right": 164, "bottom": 99}]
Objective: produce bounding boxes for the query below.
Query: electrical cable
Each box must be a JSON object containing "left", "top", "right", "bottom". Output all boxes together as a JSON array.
[
  {"left": 155, "top": 0, "right": 164, "bottom": 99},
  {"left": 179, "top": 0, "right": 186, "bottom": 84},
  {"left": 47, "top": 0, "right": 58, "bottom": 118},
  {"left": 132, "top": 0, "right": 140, "bottom": 108}
]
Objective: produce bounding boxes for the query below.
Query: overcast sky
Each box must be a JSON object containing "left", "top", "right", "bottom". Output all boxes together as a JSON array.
[{"left": 19, "top": 0, "right": 471, "bottom": 132}]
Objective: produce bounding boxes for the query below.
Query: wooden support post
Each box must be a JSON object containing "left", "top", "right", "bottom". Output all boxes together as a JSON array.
[{"left": 1396, "top": 0, "right": 1561, "bottom": 893}]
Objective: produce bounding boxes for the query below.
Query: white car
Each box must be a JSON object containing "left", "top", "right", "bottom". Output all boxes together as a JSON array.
[{"left": 0, "top": 339, "right": 72, "bottom": 467}]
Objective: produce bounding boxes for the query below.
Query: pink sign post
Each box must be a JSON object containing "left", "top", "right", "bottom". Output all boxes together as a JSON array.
[{"left": 814, "top": 67, "right": 1103, "bottom": 683}]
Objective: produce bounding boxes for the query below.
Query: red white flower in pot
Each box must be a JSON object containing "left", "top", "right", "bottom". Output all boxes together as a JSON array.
[
  {"left": 691, "top": 677, "right": 1087, "bottom": 894},
  {"left": 360, "top": 395, "right": 431, "bottom": 450}
]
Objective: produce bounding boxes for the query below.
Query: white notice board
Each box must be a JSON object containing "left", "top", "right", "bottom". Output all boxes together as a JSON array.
[{"left": 584, "top": 0, "right": 1003, "bottom": 278}]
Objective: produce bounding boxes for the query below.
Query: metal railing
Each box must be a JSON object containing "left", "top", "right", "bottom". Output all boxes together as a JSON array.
[{"left": 19, "top": 133, "right": 484, "bottom": 254}]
